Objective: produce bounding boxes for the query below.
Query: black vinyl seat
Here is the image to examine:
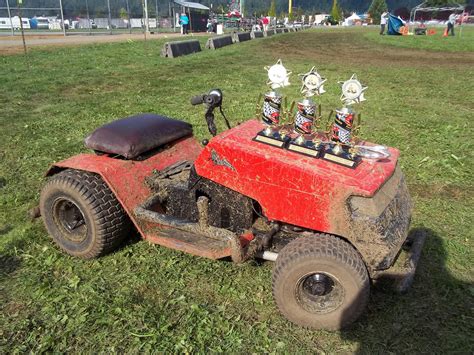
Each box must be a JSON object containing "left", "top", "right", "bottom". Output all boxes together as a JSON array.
[{"left": 84, "top": 113, "right": 193, "bottom": 159}]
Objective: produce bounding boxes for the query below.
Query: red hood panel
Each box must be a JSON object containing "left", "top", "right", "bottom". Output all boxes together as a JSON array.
[
  {"left": 195, "top": 120, "right": 399, "bottom": 232},
  {"left": 200, "top": 120, "right": 398, "bottom": 196}
]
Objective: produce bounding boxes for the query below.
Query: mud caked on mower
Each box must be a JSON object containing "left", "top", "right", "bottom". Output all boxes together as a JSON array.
[{"left": 37, "top": 63, "right": 425, "bottom": 330}]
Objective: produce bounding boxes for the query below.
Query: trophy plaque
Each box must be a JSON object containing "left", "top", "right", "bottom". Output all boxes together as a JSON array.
[
  {"left": 287, "top": 67, "right": 326, "bottom": 157},
  {"left": 254, "top": 60, "right": 292, "bottom": 148},
  {"left": 322, "top": 74, "right": 367, "bottom": 168}
]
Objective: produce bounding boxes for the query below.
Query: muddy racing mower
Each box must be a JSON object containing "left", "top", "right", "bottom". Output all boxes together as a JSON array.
[{"left": 38, "top": 87, "right": 425, "bottom": 330}]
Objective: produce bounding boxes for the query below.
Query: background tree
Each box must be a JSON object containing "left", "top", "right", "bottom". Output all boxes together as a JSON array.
[
  {"left": 368, "top": 0, "right": 388, "bottom": 25},
  {"left": 119, "top": 7, "right": 128, "bottom": 20},
  {"left": 330, "top": 0, "right": 342, "bottom": 23},
  {"left": 268, "top": 0, "right": 276, "bottom": 17}
]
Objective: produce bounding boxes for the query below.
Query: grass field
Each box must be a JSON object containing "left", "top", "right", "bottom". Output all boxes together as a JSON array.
[{"left": 1, "top": 27, "right": 473, "bottom": 353}]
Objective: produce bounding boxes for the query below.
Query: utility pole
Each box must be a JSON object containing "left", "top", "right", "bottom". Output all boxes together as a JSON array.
[
  {"left": 126, "top": 0, "right": 131, "bottom": 34},
  {"left": 85, "top": 0, "right": 91, "bottom": 35},
  {"left": 288, "top": 0, "right": 292, "bottom": 15},
  {"left": 6, "top": 0, "right": 14, "bottom": 36},
  {"left": 59, "top": 0, "right": 66, "bottom": 36},
  {"left": 106, "top": 0, "right": 112, "bottom": 34},
  {"left": 144, "top": 0, "right": 149, "bottom": 33}
]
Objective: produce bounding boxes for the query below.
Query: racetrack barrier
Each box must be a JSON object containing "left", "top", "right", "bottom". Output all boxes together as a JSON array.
[
  {"left": 251, "top": 31, "right": 264, "bottom": 39},
  {"left": 234, "top": 32, "right": 251, "bottom": 42},
  {"left": 161, "top": 40, "right": 201, "bottom": 58},
  {"left": 276, "top": 28, "right": 284, "bottom": 33},
  {"left": 265, "top": 29, "right": 275, "bottom": 36},
  {"left": 205, "top": 35, "right": 234, "bottom": 49}
]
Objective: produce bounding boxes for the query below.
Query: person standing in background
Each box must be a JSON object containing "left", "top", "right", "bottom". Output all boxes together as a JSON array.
[
  {"left": 262, "top": 16, "right": 269, "bottom": 32},
  {"left": 380, "top": 11, "right": 388, "bottom": 35},
  {"left": 447, "top": 13, "right": 456, "bottom": 36},
  {"left": 180, "top": 13, "right": 189, "bottom": 35}
]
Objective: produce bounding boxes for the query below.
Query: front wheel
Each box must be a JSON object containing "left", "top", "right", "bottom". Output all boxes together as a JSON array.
[
  {"left": 272, "top": 234, "right": 369, "bottom": 330},
  {"left": 40, "top": 169, "right": 131, "bottom": 259}
]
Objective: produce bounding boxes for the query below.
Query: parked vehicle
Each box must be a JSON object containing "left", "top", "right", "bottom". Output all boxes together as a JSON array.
[{"left": 36, "top": 89, "right": 424, "bottom": 330}]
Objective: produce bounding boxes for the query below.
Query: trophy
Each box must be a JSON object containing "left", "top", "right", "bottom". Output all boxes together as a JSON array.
[
  {"left": 254, "top": 59, "right": 292, "bottom": 148},
  {"left": 322, "top": 74, "right": 367, "bottom": 168},
  {"left": 287, "top": 67, "right": 326, "bottom": 157}
]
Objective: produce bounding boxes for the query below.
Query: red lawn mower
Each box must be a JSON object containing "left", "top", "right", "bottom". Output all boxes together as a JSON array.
[{"left": 37, "top": 86, "right": 425, "bottom": 330}]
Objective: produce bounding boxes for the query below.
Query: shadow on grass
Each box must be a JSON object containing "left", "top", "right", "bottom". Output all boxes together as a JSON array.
[
  {"left": 0, "top": 239, "right": 25, "bottom": 279},
  {"left": 341, "top": 227, "right": 472, "bottom": 353}
]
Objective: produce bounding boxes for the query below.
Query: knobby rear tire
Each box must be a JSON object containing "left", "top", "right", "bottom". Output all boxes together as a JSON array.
[{"left": 40, "top": 169, "right": 131, "bottom": 259}]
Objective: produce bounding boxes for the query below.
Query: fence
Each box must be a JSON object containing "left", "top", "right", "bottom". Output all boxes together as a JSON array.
[{"left": 0, "top": 0, "right": 175, "bottom": 36}]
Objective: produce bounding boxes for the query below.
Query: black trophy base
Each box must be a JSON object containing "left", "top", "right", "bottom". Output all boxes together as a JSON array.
[
  {"left": 253, "top": 129, "right": 289, "bottom": 148},
  {"left": 287, "top": 137, "right": 322, "bottom": 158},
  {"left": 322, "top": 147, "right": 361, "bottom": 169}
]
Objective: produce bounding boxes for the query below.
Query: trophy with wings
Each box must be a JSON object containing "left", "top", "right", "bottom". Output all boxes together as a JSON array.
[
  {"left": 287, "top": 67, "right": 326, "bottom": 157},
  {"left": 322, "top": 74, "right": 366, "bottom": 168},
  {"left": 254, "top": 59, "right": 292, "bottom": 148}
]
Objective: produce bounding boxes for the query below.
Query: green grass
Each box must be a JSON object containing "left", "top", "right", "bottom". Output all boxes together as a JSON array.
[{"left": 1, "top": 27, "right": 473, "bottom": 353}]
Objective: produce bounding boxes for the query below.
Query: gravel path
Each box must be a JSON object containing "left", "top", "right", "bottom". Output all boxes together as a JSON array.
[{"left": 0, "top": 32, "right": 206, "bottom": 54}]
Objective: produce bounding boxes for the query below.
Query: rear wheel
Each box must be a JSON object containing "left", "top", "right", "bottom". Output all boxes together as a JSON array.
[
  {"left": 40, "top": 169, "right": 131, "bottom": 258},
  {"left": 272, "top": 234, "right": 369, "bottom": 330}
]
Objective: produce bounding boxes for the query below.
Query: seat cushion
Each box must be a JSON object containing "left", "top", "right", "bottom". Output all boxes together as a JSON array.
[{"left": 84, "top": 113, "right": 193, "bottom": 159}]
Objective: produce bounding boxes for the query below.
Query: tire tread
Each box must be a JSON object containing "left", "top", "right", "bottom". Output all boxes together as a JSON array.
[
  {"left": 272, "top": 233, "right": 369, "bottom": 329},
  {"left": 41, "top": 169, "right": 131, "bottom": 258}
]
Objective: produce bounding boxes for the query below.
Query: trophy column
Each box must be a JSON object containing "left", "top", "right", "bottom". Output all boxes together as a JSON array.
[
  {"left": 322, "top": 74, "right": 367, "bottom": 168},
  {"left": 287, "top": 67, "right": 326, "bottom": 157},
  {"left": 254, "top": 60, "right": 292, "bottom": 148}
]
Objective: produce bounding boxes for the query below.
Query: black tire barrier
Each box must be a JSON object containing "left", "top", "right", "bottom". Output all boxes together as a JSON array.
[
  {"left": 205, "top": 35, "right": 234, "bottom": 50},
  {"left": 265, "top": 29, "right": 276, "bottom": 36},
  {"left": 234, "top": 32, "right": 251, "bottom": 43},
  {"left": 161, "top": 40, "right": 201, "bottom": 58},
  {"left": 283, "top": 28, "right": 290, "bottom": 33},
  {"left": 251, "top": 31, "right": 264, "bottom": 39},
  {"left": 276, "top": 28, "right": 284, "bottom": 34}
]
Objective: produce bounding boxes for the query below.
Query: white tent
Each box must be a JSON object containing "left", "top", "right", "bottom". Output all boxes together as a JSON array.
[
  {"left": 409, "top": 2, "right": 466, "bottom": 36},
  {"left": 344, "top": 12, "right": 361, "bottom": 26}
]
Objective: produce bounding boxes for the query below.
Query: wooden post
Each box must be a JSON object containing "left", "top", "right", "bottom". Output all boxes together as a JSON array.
[{"left": 16, "top": 0, "right": 27, "bottom": 56}]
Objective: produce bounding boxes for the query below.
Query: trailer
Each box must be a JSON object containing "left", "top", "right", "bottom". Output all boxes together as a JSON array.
[{"left": 0, "top": 16, "right": 30, "bottom": 30}]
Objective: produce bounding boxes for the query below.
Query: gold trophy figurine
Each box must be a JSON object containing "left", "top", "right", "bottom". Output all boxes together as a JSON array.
[
  {"left": 254, "top": 59, "right": 292, "bottom": 148},
  {"left": 287, "top": 67, "right": 326, "bottom": 158}
]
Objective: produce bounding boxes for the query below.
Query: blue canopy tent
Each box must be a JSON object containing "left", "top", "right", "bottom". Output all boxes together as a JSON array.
[{"left": 387, "top": 14, "right": 405, "bottom": 35}]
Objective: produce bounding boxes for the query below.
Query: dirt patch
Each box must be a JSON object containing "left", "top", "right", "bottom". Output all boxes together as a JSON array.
[{"left": 261, "top": 31, "right": 474, "bottom": 69}]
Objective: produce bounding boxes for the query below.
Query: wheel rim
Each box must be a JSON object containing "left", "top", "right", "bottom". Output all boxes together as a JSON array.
[
  {"left": 52, "top": 197, "right": 87, "bottom": 243},
  {"left": 296, "top": 272, "right": 345, "bottom": 314}
]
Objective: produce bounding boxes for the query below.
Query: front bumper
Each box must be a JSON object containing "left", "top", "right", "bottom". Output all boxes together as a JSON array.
[
  {"left": 349, "top": 166, "right": 413, "bottom": 272},
  {"left": 372, "top": 228, "right": 426, "bottom": 293}
]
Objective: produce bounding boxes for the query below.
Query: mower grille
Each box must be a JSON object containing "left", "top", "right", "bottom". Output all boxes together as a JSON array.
[{"left": 349, "top": 166, "right": 412, "bottom": 269}]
